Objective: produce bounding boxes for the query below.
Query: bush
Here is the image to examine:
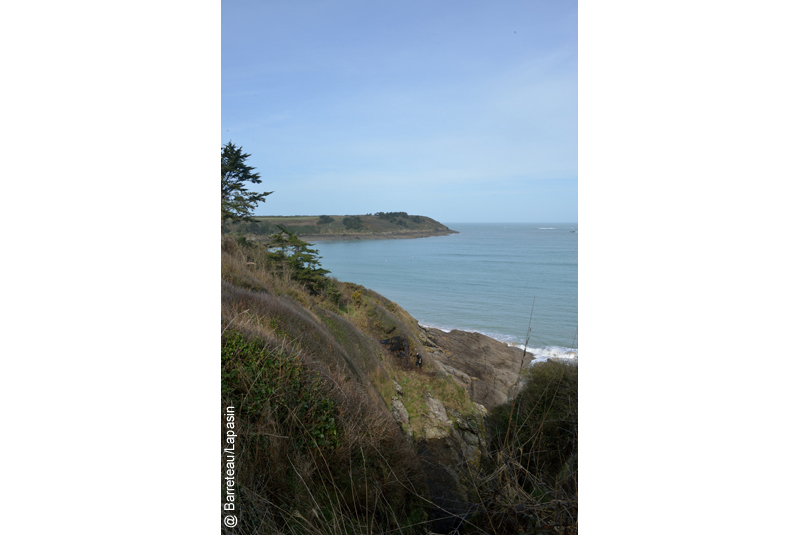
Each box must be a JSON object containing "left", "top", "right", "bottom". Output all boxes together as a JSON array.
[{"left": 488, "top": 361, "right": 577, "bottom": 485}]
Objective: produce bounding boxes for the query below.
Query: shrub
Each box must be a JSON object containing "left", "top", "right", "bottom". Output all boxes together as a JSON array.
[
  {"left": 488, "top": 360, "right": 577, "bottom": 485},
  {"left": 222, "top": 329, "right": 340, "bottom": 450}
]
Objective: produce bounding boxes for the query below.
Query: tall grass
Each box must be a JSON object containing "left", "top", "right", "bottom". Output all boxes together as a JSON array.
[
  {"left": 461, "top": 360, "right": 578, "bottom": 534},
  {"left": 222, "top": 326, "right": 429, "bottom": 535}
]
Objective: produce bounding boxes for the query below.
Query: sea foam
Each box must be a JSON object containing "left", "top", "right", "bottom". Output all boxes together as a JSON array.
[{"left": 512, "top": 344, "right": 578, "bottom": 366}]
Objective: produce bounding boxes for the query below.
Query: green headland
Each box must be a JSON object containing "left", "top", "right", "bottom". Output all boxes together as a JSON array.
[{"left": 222, "top": 211, "right": 457, "bottom": 241}]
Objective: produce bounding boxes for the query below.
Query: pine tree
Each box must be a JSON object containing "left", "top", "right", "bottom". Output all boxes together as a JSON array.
[{"left": 221, "top": 142, "right": 272, "bottom": 225}]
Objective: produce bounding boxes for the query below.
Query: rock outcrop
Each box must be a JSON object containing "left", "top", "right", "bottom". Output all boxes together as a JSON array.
[{"left": 421, "top": 326, "right": 533, "bottom": 409}]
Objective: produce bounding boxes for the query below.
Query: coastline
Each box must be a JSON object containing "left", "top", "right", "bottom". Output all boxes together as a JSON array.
[{"left": 300, "top": 228, "right": 458, "bottom": 242}]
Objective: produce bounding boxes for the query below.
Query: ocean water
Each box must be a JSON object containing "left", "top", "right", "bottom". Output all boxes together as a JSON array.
[{"left": 310, "top": 223, "right": 578, "bottom": 362}]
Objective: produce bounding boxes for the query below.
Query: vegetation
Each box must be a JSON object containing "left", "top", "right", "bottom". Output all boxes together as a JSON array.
[
  {"left": 375, "top": 211, "right": 407, "bottom": 219},
  {"left": 221, "top": 142, "right": 272, "bottom": 225},
  {"left": 222, "top": 237, "right": 480, "bottom": 534},
  {"left": 264, "top": 226, "right": 332, "bottom": 295},
  {"left": 222, "top": 323, "right": 428, "bottom": 535},
  {"left": 342, "top": 215, "right": 364, "bottom": 230},
  {"left": 222, "top": 213, "right": 455, "bottom": 239},
  {"left": 462, "top": 361, "right": 579, "bottom": 534}
]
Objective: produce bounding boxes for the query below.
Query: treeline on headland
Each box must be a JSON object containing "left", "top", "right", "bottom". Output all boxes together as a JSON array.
[{"left": 222, "top": 212, "right": 458, "bottom": 240}]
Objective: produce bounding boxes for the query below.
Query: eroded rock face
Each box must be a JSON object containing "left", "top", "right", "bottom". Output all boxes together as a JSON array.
[
  {"left": 422, "top": 327, "right": 533, "bottom": 409},
  {"left": 390, "top": 396, "right": 409, "bottom": 425}
]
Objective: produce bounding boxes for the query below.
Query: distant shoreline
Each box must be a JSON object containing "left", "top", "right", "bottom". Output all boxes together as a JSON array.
[
  {"left": 301, "top": 228, "right": 458, "bottom": 242},
  {"left": 226, "top": 213, "right": 457, "bottom": 242}
]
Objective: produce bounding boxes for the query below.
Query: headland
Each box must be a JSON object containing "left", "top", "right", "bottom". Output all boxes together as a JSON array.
[{"left": 222, "top": 212, "right": 458, "bottom": 241}]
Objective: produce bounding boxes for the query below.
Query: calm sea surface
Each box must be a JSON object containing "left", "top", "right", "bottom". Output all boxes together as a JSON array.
[{"left": 310, "top": 223, "right": 578, "bottom": 359}]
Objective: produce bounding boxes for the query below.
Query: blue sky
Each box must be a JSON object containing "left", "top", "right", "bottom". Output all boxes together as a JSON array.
[{"left": 223, "top": 0, "right": 577, "bottom": 223}]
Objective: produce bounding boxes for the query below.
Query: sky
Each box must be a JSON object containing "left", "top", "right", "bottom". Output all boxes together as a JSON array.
[{"left": 222, "top": 0, "right": 577, "bottom": 223}]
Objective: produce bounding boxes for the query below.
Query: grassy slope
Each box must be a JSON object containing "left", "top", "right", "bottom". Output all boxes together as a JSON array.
[
  {"left": 222, "top": 236, "right": 474, "bottom": 419},
  {"left": 221, "top": 237, "right": 475, "bottom": 534}
]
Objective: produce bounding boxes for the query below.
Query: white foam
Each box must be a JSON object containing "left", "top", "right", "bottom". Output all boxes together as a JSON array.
[
  {"left": 510, "top": 344, "right": 578, "bottom": 366},
  {"left": 419, "top": 322, "right": 452, "bottom": 333},
  {"left": 538, "top": 227, "right": 555, "bottom": 229}
]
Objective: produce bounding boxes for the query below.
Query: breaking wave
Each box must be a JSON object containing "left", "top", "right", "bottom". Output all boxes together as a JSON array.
[{"left": 514, "top": 344, "right": 578, "bottom": 365}]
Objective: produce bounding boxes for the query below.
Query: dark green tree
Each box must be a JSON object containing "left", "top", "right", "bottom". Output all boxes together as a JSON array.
[
  {"left": 221, "top": 142, "right": 272, "bottom": 225},
  {"left": 267, "top": 226, "right": 331, "bottom": 294},
  {"left": 342, "top": 216, "right": 363, "bottom": 230}
]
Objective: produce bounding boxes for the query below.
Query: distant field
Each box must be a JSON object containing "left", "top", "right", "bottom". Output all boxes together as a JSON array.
[{"left": 223, "top": 213, "right": 455, "bottom": 239}]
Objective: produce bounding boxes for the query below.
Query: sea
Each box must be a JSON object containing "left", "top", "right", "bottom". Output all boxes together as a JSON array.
[{"left": 310, "top": 223, "right": 578, "bottom": 364}]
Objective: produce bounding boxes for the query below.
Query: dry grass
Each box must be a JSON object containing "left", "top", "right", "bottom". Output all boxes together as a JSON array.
[
  {"left": 223, "top": 323, "right": 430, "bottom": 534},
  {"left": 222, "top": 236, "right": 436, "bottom": 533},
  {"left": 458, "top": 361, "right": 579, "bottom": 534}
]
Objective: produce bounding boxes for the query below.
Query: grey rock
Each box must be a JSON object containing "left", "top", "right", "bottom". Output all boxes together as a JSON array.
[
  {"left": 390, "top": 396, "right": 409, "bottom": 425},
  {"left": 423, "top": 328, "right": 534, "bottom": 409},
  {"left": 425, "top": 395, "right": 449, "bottom": 423},
  {"left": 461, "top": 429, "right": 479, "bottom": 446},
  {"left": 422, "top": 424, "right": 450, "bottom": 440}
]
